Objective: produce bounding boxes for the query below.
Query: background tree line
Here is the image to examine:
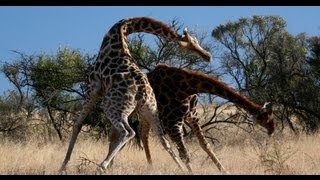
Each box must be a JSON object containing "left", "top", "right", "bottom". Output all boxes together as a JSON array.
[{"left": 1, "top": 15, "right": 320, "bottom": 143}]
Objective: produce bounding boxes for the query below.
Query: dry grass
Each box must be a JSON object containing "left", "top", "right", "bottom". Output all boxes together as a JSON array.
[{"left": 1, "top": 128, "right": 320, "bottom": 175}]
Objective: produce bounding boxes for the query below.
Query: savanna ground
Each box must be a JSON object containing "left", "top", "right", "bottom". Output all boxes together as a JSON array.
[{"left": 1, "top": 124, "right": 320, "bottom": 175}]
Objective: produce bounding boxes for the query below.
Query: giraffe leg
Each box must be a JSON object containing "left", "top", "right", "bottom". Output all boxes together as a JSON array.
[
  {"left": 108, "top": 117, "right": 152, "bottom": 168},
  {"left": 98, "top": 115, "right": 135, "bottom": 173},
  {"left": 59, "top": 84, "right": 101, "bottom": 173},
  {"left": 140, "top": 104, "right": 186, "bottom": 172},
  {"left": 167, "top": 122, "right": 193, "bottom": 173},
  {"left": 185, "top": 117, "right": 229, "bottom": 174},
  {"left": 106, "top": 125, "right": 120, "bottom": 169},
  {"left": 139, "top": 116, "right": 152, "bottom": 165}
]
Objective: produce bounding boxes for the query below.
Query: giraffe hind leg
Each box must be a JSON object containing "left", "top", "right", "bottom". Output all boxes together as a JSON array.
[
  {"left": 109, "top": 115, "right": 153, "bottom": 166},
  {"left": 98, "top": 116, "right": 135, "bottom": 173},
  {"left": 106, "top": 125, "right": 120, "bottom": 169},
  {"left": 139, "top": 120, "right": 152, "bottom": 165},
  {"left": 139, "top": 105, "right": 186, "bottom": 172}
]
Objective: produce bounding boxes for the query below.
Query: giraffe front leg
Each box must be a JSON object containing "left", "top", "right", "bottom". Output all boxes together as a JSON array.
[
  {"left": 168, "top": 123, "right": 193, "bottom": 173},
  {"left": 186, "top": 117, "right": 229, "bottom": 174},
  {"left": 59, "top": 84, "right": 101, "bottom": 174},
  {"left": 156, "top": 128, "right": 186, "bottom": 172},
  {"left": 140, "top": 106, "right": 186, "bottom": 172}
]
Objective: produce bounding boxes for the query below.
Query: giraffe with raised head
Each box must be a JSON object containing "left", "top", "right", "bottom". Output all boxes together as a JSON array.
[
  {"left": 110, "top": 63, "right": 275, "bottom": 173},
  {"left": 59, "top": 17, "right": 212, "bottom": 173}
]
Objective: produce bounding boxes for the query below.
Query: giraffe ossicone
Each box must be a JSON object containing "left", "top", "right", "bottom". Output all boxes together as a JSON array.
[{"left": 262, "top": 102, "right": 271, "bottom": 109}]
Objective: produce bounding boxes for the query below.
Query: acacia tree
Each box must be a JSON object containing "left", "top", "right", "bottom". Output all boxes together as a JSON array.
[
  {"left": 212, "top": 15, "right": 320, "bottom": 133},
  {"left": 30, "top": 48, "right": 88, "bottom": 140},
  {"left": 1, "top": 47, "right": 112, "bottom": 141}
]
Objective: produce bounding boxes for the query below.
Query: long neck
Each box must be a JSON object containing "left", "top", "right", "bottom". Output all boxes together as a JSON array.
[
  {"left": 98, "top": 17, "right": 179, "bottom": 59},
  {"left": 152, "top": 64, "right": 263, "bottom": 115}
]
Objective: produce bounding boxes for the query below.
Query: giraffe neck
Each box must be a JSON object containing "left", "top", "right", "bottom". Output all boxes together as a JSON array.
[
  {"left": 98, "top": 17, "right": 179, "bottom": 61},
  {"left": 152, "top": 64, "right": 263, "bottom": 115}
]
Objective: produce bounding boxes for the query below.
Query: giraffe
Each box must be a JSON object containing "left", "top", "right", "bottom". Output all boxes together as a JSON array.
[
  {"left": 109, "top": 63, "right": 275, "bottom": 173},
  {"left": 59, "top": 17, "right": 212, "bottom": 173}
]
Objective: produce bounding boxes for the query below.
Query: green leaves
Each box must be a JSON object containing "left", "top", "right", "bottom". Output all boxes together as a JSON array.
[
  {"left": 32, "top": 47, "right": 86, "bottom": 92},
  {"left": 212, "top": 15, "right": 320, "bottom": 133}
]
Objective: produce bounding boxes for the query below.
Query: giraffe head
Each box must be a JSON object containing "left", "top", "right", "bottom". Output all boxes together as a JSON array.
[
  {"left": 177, "top": 28, "right": 212, "bottom": 62},
  {"left": 253, "top": 102, "right": 275, "bottom": 136}
]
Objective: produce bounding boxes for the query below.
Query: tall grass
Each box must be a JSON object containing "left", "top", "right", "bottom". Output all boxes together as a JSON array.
[{"left": 1, "top": 129, "right": 320, "bottom": 175}]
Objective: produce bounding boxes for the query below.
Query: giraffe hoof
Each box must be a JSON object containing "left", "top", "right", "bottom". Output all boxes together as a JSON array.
[
  {"left": 96, "top": 166, "right": 106, "bottom": 175},
  {"left": 223, "top": 170, "right": 230, "bottom": 175},
  {"left": 58, "top": 167, "right": 67, "bottom": 175},
  {"left": 58, "top": 169, "right": 67, "bottom": 175}
]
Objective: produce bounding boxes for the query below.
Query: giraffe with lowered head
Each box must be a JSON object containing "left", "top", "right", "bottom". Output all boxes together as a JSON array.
[
  {"left": 59, "top": 17, "right": 212, "bottom": 173},
  {"left": 110, "top": 64, "right": 275, "bottom": 173}
]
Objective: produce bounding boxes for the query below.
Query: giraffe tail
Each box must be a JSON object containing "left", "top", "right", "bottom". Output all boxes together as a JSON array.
[{"left": 128, "top": 117, "right": 144, "bottom": 150}]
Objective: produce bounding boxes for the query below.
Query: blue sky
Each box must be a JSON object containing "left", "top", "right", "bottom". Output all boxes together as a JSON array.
[{"left": 0, "top": 6, "right": 320, "bottom": 94}]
